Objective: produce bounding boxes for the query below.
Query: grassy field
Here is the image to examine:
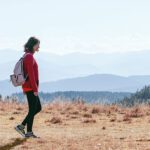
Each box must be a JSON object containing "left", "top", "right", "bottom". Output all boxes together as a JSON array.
[{"left": 0, "top": 100, "right": 150, "bottom": 150}]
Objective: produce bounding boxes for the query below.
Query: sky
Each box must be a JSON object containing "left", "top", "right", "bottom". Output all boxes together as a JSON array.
[{"left": 0, "top": 0, "right": 150, "bottom": 54}]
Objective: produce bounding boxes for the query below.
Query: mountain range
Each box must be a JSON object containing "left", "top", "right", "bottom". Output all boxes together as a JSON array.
[
  {"left": 1, "top": 74, "right": 150, "bottom": 97},
  {"left": 1, "top": 49, "right": 150, "bottom": 82},
  {"left": 1, "top": 49, "right": 150, "bottom": 96}
]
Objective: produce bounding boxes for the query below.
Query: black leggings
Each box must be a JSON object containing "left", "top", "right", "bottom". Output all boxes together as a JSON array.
[{"left": 21, "top": 90, "right": 42, "bottom": 132}]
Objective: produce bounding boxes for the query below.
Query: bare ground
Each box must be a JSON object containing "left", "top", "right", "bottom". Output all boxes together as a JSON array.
[{"left": 0, "top": 100, "right": 150, "bottom": 150}]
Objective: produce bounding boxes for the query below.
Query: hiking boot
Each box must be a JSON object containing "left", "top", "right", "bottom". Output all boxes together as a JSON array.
[
  {"left": 25, "top": 132, "right": 39, "bottom": 138},
  {"left": 14, "top": 124, "right": 25, "bottom": 137}
]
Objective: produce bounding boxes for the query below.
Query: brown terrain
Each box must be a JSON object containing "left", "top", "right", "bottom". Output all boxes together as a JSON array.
[{"left": 0, "top": 99, "right": 150, "bottom": 150}]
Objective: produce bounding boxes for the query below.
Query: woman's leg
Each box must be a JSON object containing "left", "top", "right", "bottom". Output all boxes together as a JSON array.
[
  {"left": 21, "top": 94, "right": 42, "bottom": 126},
  {"left": 21, "top": 91, "right": 38, "bottom": 132},
  {"left": 34, "top": 95, "right": 42, "bottom": 115},
  {"left": 21, "top": 91, "right": 31, "bottom": 126}
]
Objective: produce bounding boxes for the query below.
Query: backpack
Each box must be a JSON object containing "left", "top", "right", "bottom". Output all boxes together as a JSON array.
[{"left": 10, "top": 53, "right": 29, "bottom": 87}]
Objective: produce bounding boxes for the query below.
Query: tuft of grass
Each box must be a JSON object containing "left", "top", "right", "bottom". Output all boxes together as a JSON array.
[
  {"left": 50, "top": 116, "right": 62, "bottom": 124},
  {"left": 123, "top": 106, "right": 144, "bottom": 119},
  {"left": 102, "top": 126, "right": 106, "bottom": 130},
  {"left": 82, "top": 113, "right": 92, "bottom": 118},
  {"left": 12, "top": 111, "right": 21, "bottom": 115},
  {"left": 70, "top": 110, "right": 79, "bottom": 115},
  {"left": 9, "top": 117, "right": 15, "bottom": 120},
  {"left": 91, "top": 106, "right": 100, "bottom": 114},
  {"left": 82, "top": 118, "right": 96, "bottom": 123},
  {"left": 122, "top": 114, "right": 132, "bottom": 122},
  {"left": 110, "top": 117, "right": 116, "bottom": 122}
]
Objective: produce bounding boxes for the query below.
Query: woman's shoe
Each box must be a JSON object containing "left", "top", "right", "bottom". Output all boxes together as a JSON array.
[
  {"left": 14, "top": 124, "right": 26, "bottom": 137},
  {"left": 25, "top": 132, "right": 39, "bottom": 138}
]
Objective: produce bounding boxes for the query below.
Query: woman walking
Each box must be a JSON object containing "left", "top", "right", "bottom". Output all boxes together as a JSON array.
[{"left": 14, "top": 37, "right": 42, "bottom": 138}]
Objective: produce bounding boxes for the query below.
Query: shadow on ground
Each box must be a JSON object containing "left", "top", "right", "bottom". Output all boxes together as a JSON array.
[{"left": 0, "top": 138, "right": 27, "bottom": 150}]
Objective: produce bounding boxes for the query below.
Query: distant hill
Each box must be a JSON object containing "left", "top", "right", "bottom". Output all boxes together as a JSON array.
[
  {"left": 40, "top": 74, "right": 150, "bottom": 93},
  {"left": 1, "top": 74, "right": 150, "bottom": 96}
]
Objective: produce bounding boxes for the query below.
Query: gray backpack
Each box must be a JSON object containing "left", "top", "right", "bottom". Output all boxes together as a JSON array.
[{"left": 10, "top": 53, "right": 28, "bottom": 87}]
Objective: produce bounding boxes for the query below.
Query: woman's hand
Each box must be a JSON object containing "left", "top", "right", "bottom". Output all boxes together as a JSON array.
[{"left": 34, "top": 92, "right": 38, "bottom": 96}]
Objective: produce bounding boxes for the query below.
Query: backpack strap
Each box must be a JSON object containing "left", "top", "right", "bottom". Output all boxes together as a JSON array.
[
  {"left": 22, "top": 53, "right": 29, "bottom": 58},
  {"left": 21, "top": 53, "right": 29, "bottom": 80}
]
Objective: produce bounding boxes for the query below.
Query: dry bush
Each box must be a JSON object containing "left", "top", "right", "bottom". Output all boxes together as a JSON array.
[
  {"left": 110, "top": 105, "right": 119, "bottom": 112},
  {"left": 69, "top": 110, "right": 79, "bottom": 115},
  {"left": 70, "top": 115, "right": 78, "bottom": 119},
  {"left": 9, "top": 117, "right": 15, "bottom": 120},
  {"left": 82, "top": 113, "right": 92, "bottom": 118},
  {"left": 89, "top": 104, "right": 115, "bottom": 115},
  {"left": 49, "top": 116, "right": 62, "bottom": 124},
  {"left": 110, "top": 117, "right": 116, "bottom": 122},
  {"left": 12, "top": 111, "right": 21, "bottom": 114},
  {"left": 75, "top": 103, "right": 88, "bottom": 112},
  {"left": 122, "top": 105, "right": 147, "bottom": 122},
  {"left": 130, "top": 107, "right": 144, "bottom": 118},
  {"left": 91, "top": 106, "right": 100, "bottom": 114},
  {"left": 82, "top": 118, "right": 96, "bottom": 123},
  {"left": 16, "top": 107, "right": 23, "bottom": 111},
  {"left": 126, "top": 106, "right": 144, "bottom": 118},
  {"left": 82, "top": 106, "right": 88, "bottom": 112},
  {"left": 123, "top": 114, "right": 132, "bottom": 122}
]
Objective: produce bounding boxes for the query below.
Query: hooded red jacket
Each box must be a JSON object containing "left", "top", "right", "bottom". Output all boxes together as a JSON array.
[{"left": 21, "top": 51, "right": 39, "bottom": 93}]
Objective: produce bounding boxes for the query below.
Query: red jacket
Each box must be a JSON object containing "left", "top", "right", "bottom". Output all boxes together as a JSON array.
[{"left": 21, "top": 51, "right": 39, "bottom": 93}]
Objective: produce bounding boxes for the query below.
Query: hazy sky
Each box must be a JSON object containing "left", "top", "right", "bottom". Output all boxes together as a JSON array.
[{"left": 0, "top": 0, "right": 150, "bottom": 54}]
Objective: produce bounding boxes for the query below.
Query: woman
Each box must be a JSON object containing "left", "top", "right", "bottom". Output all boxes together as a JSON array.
[{"left": 14, "top": 37, "right": 42, "bottom": 138}]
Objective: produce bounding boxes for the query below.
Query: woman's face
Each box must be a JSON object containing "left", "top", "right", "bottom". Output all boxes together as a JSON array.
[{"left": 33, "top": 42, "right": 40, "bottom": 52}]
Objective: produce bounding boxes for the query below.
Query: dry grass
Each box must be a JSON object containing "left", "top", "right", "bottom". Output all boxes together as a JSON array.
[
  {"left": 81, "top": 118, "right": 96, "bottom": 123},
  {"left": 0, "top": 100, "right": 150, "bottom": 150},
  {"left": 49, "top": 117, "right": 62, "bottom": 124}
]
